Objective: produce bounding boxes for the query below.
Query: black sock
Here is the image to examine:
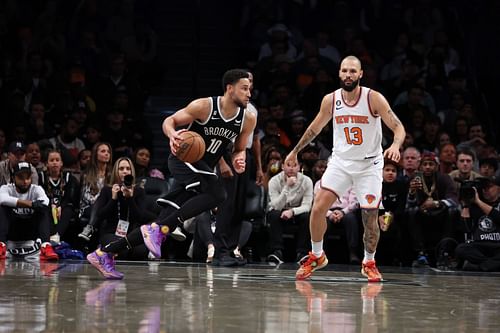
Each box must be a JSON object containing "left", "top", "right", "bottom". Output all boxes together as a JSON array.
[{"left": 102, "top": 228, "right": 144, "bottom": 253}]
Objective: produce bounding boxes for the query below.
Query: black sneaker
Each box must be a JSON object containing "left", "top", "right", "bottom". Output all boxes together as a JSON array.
[
  {"left": 213, "top": 255, "right": 239, "bottom": 267},
  {"left": 78, "top": 225, "right": 95, "bottom": 241}
]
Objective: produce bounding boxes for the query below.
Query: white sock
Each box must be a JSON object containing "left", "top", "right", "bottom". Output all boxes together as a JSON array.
[
  {"left": 364, "top": 250, "right": 375, "bottom": 262},
  {"left": 311, "top": 241, "right": 323, "bottom": 257}
]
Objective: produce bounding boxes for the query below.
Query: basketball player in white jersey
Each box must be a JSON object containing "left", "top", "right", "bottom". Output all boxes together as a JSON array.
[{"left": 286, "top": 55, "right": 406, "bottom": 282}]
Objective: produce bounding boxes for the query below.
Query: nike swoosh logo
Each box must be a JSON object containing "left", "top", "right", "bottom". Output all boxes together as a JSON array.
[
  {"left": 335, "top": 107, "right": 343, "bottom": 110},
  {"left": 374, "top": 160, "right": 380, "bottom": 165},
  {"left": 235, "top": 119, "right": 242, "bottom": 124}
]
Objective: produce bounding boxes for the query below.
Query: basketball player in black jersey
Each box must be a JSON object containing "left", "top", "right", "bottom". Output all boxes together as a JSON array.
[{"left": 87, "top": 69, "right": 257, "bottom": 279}]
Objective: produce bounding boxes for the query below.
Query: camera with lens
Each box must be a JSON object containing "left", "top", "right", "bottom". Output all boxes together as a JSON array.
[
  {"left": 123, "top": 174, "right": 134, "bottom": 188},
  {"left": 457, "top": 178, "right": 488, "bottom": 206}
]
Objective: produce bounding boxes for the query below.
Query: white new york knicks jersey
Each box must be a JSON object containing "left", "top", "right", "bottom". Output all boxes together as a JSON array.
[{"left": 331, "top": 86, "right": 382, "bottom": 160}]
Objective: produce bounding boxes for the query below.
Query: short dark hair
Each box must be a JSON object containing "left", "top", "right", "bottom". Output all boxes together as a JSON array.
[
  {"left": 222, "top": 69, "right": 249, "bottom": 92},
  {"left": 457, "top": 148, "right": 476, "bottom": 161}
]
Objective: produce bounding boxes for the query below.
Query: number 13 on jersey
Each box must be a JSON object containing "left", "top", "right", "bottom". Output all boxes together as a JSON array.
[{"left": 343, "top": 127, "right": 363, "bottom": 145}]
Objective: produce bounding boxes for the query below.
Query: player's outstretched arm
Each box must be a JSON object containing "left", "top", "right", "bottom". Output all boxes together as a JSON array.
[
  {"left": 372, "top": 91, "right": 406, "bottom": 162},
  {"left": 285, "top": 93, "right": 333, "bottom": 165}
]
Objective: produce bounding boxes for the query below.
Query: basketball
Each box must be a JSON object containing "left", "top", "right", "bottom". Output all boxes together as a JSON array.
[{"left": 176, "top": 131, "right": 206, "bottom": 163}]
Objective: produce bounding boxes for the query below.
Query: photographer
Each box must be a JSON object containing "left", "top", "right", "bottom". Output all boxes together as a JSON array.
[
  {"left": 455, "top": 177, "right": 500, "bottom": 271},
  {"left": 406, "top": 152, "right": 459, "bottom": 267},
  {"left": 88, "top": 157, "right": 156, "bottom": 259}
]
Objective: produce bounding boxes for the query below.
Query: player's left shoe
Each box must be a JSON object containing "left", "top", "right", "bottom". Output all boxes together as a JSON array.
[
  {"left": 141, "top": 223, "right": 168, "bottom": 258},
  {"left": 361, "top": 259, "right": 382, "bottom": 282}
]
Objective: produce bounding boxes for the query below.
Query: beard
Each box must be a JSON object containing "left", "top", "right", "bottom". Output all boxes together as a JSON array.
[
  {"left": 231, "top": 92, "right": 248, "bottom": 108},
  {"left": 16, "top": 184, "right": 30, "bottom": 193},
  {"left": 234, "top": 97, "right": 247, "bottom": 108},
  {"left": 340, "top": 78, "right": 360, "bottom": 92}
]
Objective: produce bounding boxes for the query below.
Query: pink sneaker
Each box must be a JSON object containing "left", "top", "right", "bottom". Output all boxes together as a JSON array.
[
  {"left": 141, "top": 223, "right": 168, "bottom": 258},
  {"left": 87, "top": 250, "right": 124, "bottom": 280}
]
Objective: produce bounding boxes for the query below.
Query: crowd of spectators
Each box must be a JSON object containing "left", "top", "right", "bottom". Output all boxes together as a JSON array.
[{"left": 1, "top": 1, "right": 500, "bottom": 271}]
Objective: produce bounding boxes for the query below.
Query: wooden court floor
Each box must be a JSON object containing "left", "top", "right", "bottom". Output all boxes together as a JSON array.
[{"left": 1, "top": 259, "right": 499, "bottom": 332}]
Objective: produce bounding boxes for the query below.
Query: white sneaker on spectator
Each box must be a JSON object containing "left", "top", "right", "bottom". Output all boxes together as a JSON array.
[{"left": 170, "top": 227, "right": 186, "bottom": 242}]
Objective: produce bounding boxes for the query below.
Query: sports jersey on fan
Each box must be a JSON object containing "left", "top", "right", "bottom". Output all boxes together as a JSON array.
[
  {"left": 331, "top": 86, "right": 382, "bottom": 160},
  {"left": 188, "top": 96, "right": 245, "bottom": 168}
]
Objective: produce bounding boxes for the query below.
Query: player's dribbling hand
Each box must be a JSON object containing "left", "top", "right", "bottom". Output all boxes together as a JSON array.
[{"left": 169, "top": 129, "right": 188, "bottom": 155}]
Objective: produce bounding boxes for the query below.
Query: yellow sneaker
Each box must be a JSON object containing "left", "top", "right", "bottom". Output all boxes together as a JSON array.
[
  {"left": 295, "top": 251, "right": 328, "bottom": 280},
  {"left": 361, "top": 260, "right": 382, "bottom": 282}
]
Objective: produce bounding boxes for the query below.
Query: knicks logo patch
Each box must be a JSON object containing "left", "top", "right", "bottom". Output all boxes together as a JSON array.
[{"left": 365, "top": 194, "right": 376, "bottom": 204}]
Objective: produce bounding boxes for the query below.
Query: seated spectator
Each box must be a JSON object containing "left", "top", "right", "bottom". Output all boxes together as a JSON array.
[
  {"left": 101, "top": 107, "right": 134, "bottom": 159},
  {"left": 479, "top": 158, "right": 498, "bottom": 178},
  {"left": 449, "top": 148, "right": 482, "bottom": 192},
  {"left": 38, "top": 149, "right": 80, "bottom": 243},
  {"left": 88, "top": 157, "right": 156, "bottom": 260},
  {"left": 133, "top": 147, "right": 165, "bottom": 180},
  {"left": 452, "top": 116, "right": 470, "bottom": 145},
  {"left": 77, "top": 142, "right": 113, "bottom": 241},
  {"left": 414, "top": 114, "right": 441, "bottom": 153},
  {"left": 310, "top": 159, "right": 327, "bottom": 185},
  {"left": 83, "top": 123, "right": 103, "bottom": 150},
  {"left": 261, "top": 116, "right": 291, "bottom": 150},
  {"left": 437, "top": 131, "right": 453, "bottom": 148},
  {"left": 406, "top": 152, "right": 459, "bottom": 267},
  {"left": 25, "top": 142, "right": 45, "bottom": 173},
  {"left": 0, "top": 162, "right": 58, "bottom": 261},
  {"left": 266, "top": 160, "right": 313, "bottom": 264},
  {"left": 300, "top": 143, "right": 320, "bottom": 180},
  {"left": 48, "top": 117, "right": 86, "bottom": 172},
  {"left": 377, "top": 159, "right": 408, "bottom": 265},
  {"left": 73, "top": 149, "right": 92, "bottom": 183},
  {"left": 438, "top": 143, "right": 457, "bottom": 174},
  {"left": 456, "top": 177, "right": 500, "bottom": 271},
  {"left": 398, "top": 146, "right": 421, "bottom": 183},
  {"left": 25, "top": 101, "right": 55, "bottom": 142},
  {"left": 261, "top": 146, "right": 284, "bottom": 191},
  {"left": 321, "top": 185, "right": 361, "bottom": 264},
  {"left": 456, "top": 122, "right": 488, "bottom": 158},
  {"left": 258, "top": 23, "right": 298, "bottom": 61},
  {"left": 0, "top": 141, "right": 39, "bottom": 186}
]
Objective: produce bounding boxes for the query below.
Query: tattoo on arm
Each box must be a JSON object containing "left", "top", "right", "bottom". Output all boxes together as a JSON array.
[
  {"left": 387, "top": 109, "right": 405, "bottom": 145},
  {"left": 293, "top": 128, "right": 318, "bottom": 154},
  {"left": 387, "top": 109, "right": 402, "bottom": 128},
  {"left": 361, "top": 209, "right": 380, "bottom": 253}
]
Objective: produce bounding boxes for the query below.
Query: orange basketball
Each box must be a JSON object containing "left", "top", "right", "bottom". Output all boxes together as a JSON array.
[{"left": 176, "top": 131, "right": 206, "bottom": 163}]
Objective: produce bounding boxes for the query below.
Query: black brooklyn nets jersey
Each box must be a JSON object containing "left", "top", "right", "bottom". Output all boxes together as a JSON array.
[{"left": 188, "top": 96, "right": 245, "bottom": 168}]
